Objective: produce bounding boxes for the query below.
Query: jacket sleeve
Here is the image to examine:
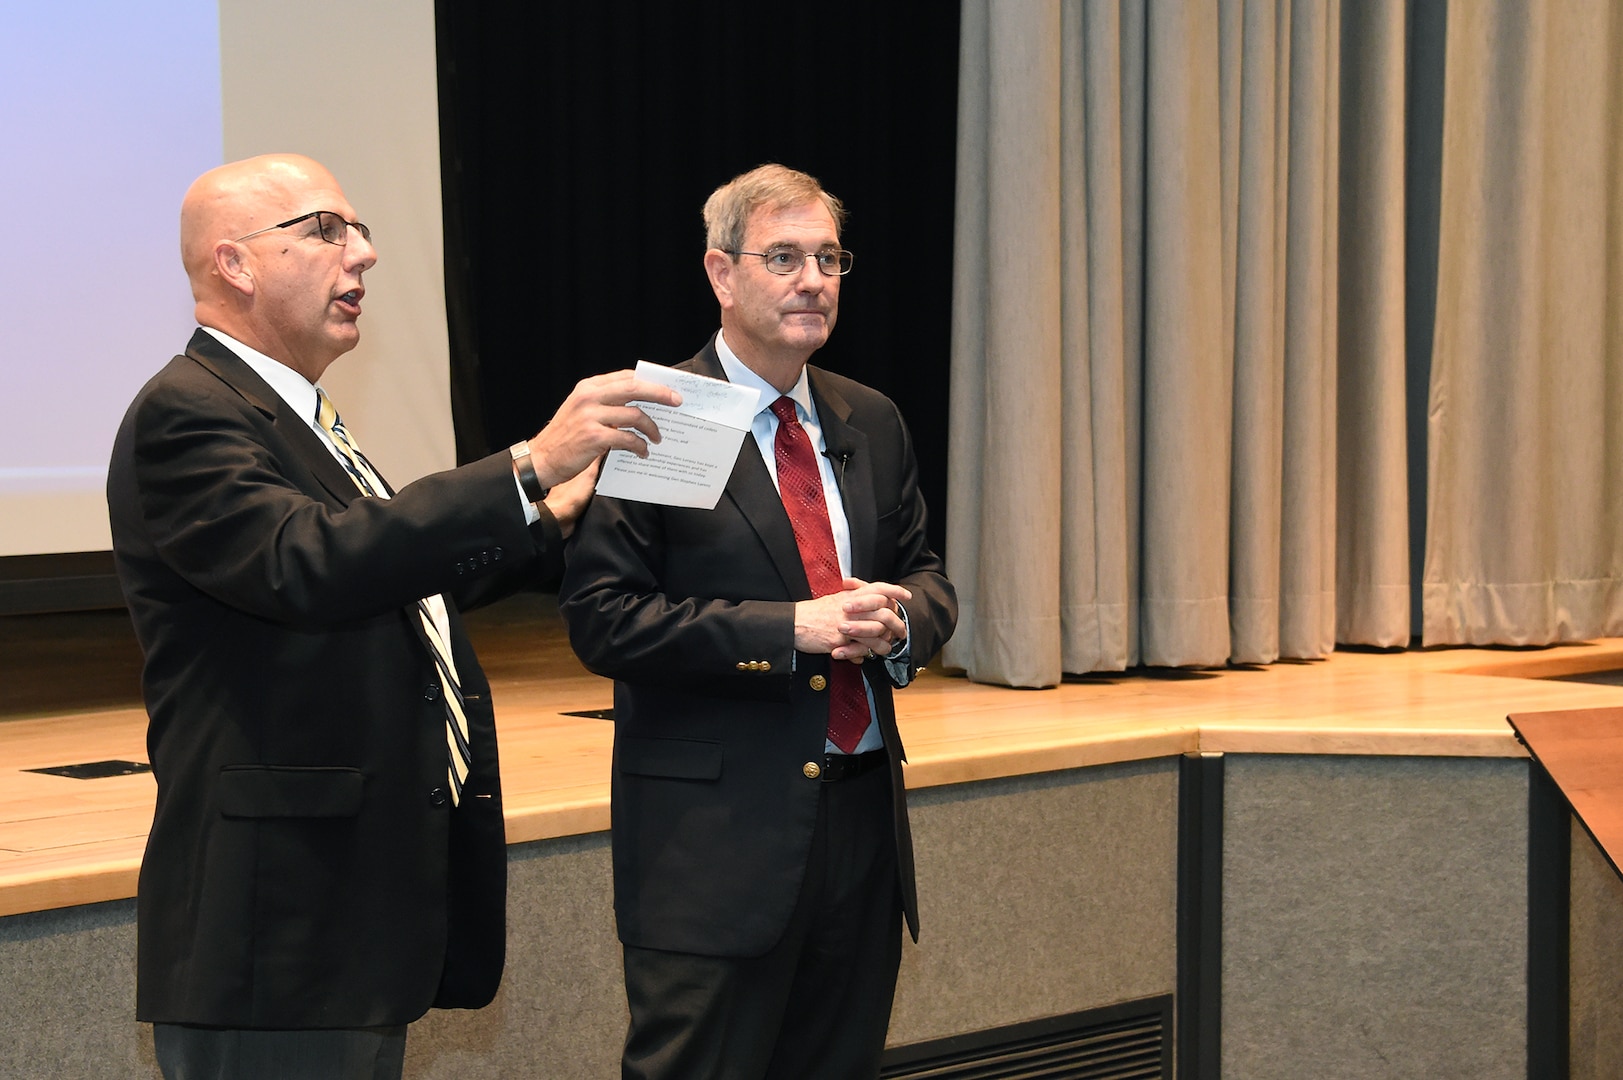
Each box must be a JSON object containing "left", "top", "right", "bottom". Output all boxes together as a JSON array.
[
  {"left": 866, "top": 396, "right": 956, "bottom": 686},
  {"left": 558, "top": 490, "right": 800, "bottom": 700},
  {"left": 122, "top": 377, "right": 556, "bottom": 627}
]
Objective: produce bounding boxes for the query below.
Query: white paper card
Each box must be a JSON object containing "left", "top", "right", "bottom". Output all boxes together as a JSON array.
[{"left": 593, "top": 361, "right": 760, "bottom": 509}]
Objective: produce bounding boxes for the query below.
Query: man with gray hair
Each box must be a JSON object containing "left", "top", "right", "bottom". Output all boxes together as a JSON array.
[{"left": 561, "top": 164, "right": 957, "bottom": 1077}]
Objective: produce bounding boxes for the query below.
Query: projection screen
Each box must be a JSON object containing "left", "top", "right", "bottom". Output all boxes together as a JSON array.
[{"left": 0, "top": 0, "right": 452, "bottom": 558}]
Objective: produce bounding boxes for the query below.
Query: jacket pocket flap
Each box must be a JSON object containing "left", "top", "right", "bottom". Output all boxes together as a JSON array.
[
  {"left": 617, "top": 736, "right": 722, "bottom": 780},
  {"left": 218, "top": 765, "right": 365, "bottom": 818}
]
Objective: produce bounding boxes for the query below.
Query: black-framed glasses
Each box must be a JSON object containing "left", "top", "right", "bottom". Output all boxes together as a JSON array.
[
  {"left": 233, "top": 210, "right": 372, "bottom": 246},
  {"left": 729, "top": 246, "right": 854, "bottom": 276}
]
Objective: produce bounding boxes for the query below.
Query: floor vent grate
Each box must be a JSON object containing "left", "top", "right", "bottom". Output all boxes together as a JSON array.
[
  {"left": 24, "top": 759, "right": 152, "bottom": 780},
  {"left": 881, "top": 995, "right": 1172, "bottom": 1080}
]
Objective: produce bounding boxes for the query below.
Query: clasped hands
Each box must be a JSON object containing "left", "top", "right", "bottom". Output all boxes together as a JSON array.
[
  {"left": 795, "top": 579, "right": 912, "bottom": 664},
  {"left": 523, "top": 370, "right": 682, "bottom": 533}
]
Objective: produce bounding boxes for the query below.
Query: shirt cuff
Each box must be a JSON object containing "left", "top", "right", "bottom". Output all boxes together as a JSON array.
[
  {"left": 514, "top": 471, "right": 541, "bottom": 525},
  {"left": 883, "top": 603, "right": 913, "bottom": 685}
]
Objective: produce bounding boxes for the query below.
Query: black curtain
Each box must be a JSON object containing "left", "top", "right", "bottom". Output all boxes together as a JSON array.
[{"left": 437, "top": 2, "right": 962, "bottom": 555}]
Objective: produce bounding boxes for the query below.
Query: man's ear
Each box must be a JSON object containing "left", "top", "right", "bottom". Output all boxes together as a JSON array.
[
  {"left": 702, "top": 248, "right": 735, "bottom": 310},
  {"left": 214, "top": 241, "right": 255, "bottom": 297}
]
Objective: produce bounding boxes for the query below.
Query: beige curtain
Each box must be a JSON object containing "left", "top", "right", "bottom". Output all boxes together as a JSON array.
[
  {"left": 948, "top": 0, "right": 1412, "bottom": 687},
  {"left": 1335, "top": 0, "right": 1414, "bottom": 648},
  {"left": 1425, "top": 1, "right": 1623, "bottom": 645}
]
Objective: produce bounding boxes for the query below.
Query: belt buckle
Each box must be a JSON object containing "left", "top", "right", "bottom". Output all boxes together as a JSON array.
[{"left": 822, "top": 750, "right": 881, "bottom": 783}]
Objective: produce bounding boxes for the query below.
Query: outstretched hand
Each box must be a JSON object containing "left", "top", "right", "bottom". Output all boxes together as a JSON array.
[{"left": 527, "top": 371, "right": 682, "bottom": 489}]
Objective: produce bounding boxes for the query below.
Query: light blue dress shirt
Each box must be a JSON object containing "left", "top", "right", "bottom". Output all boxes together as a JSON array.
[{"left": 714, "top": 332, "right": 913, "bottom": 755}]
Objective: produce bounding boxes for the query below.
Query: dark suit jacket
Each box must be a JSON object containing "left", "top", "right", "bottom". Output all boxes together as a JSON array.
[
  {"left": 558, "top": 337, "right": 957, "bottom": 957},
  {"left": 108, "top": 329, "right": 561, "bottom": 1029}
]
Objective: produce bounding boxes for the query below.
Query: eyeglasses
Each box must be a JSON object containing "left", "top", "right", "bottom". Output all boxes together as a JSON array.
[
  {"left": 233, "top": 210, "right": 372, "bottom": 246},
  {"left": 728, "top": 246, "right": 854, "bottom": 276}
]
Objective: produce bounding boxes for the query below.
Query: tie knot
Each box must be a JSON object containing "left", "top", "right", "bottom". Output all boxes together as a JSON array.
[
  {"left": 315, "top": 389, "right": 340, "bottom": 435},
  {"left": 771, "top": 396, "right": 798, "bottom": 425}
]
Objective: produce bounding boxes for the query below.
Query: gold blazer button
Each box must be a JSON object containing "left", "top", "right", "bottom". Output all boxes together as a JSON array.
[
  {"left": 802, "top": 761, "right": 822, "bottom": 779},
  {"left": 809, "top": 674, "right": 827, "bottom": 691}
]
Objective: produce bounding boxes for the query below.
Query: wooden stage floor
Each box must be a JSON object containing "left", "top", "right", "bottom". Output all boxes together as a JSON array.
[{"left": 6, "top": 592, "right": 1623, "bottom": 918}]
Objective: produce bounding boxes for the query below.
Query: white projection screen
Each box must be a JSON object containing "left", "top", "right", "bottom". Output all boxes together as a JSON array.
[{"left": 0, "top": 0, "right": 453, "bottom": 558}]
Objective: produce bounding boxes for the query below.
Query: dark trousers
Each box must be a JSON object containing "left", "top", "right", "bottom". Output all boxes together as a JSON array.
[
  {"left": 621, "top": 762, "right": 905, "bottom": 1080},
  {"left": 152, "top": 1023, "right": 407, "bottom": 1080}
]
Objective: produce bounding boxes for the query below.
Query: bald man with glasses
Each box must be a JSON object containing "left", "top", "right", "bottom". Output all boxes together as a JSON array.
[{"left": 108, "top": 153, "right": 679, "bottom": 1079}]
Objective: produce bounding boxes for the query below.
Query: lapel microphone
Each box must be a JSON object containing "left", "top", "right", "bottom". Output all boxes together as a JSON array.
[{"left": 823, "top": 447, "right": 852, "bottom": 487}]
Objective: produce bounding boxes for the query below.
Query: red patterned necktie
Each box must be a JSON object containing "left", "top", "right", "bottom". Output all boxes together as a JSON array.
[{"left": 771, "top": 396, "right": 871, "bottom": 753}]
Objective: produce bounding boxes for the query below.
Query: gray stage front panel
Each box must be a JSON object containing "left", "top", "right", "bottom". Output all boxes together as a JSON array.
[
  {"left": 407, "top": 831, "right": 624, "bottom": 1078},
  {"left": 0, "top": 898, "right": 153, "bottom": 1079},
  {"left": 0, "top": 835, "right": 624, "bottom": 1080},
  {"left": 1569, "top": 817, "right": 1623, "bottom": 1078},
  {"left": 888, "top": 758, "right": 1180, "bottom": 1046},
  {"left": 414, "top": 760, "right": 1183, "bottom": 1073},
  {"left": 1222, "top": 754, "right": 1527, "bottom": 1080},
  {"left": 3, "top": 752, "right": 1550, "bottom": 1077},
  {"left": 1, "top": 761, "right": 1181, "bottom": 1080}
]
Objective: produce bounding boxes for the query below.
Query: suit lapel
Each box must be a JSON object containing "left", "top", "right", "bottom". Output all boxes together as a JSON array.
[
  {"left": 809, "top": 369, "right": 876, "bottom": 582},
  {"left": 725, "top": 442, "right": 811, "bottom": 598},
  {"left": 184, "top": 329, "right": 363, "bottom": 506},
  {"left": 186, "top": 330, "right": 437, "bottom": 668},
  {"left": 686, "top": 341, "right": 810, "bottom": 599}
]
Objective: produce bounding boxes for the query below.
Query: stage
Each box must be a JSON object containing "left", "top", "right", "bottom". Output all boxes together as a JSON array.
[
  {"left": 7, "top": 592, "right": 1623, "bottom": 917},
  {"left": 6, "top": 593, "right": 1623, "bottom": 1077}
]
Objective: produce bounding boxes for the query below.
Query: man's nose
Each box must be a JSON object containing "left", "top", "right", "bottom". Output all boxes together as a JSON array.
[
  {"left": 793, "top": 255, "right": 828, "bottom": 289},
  {"left": 345, "top": 228, "right": 378, "bottom": 270}
]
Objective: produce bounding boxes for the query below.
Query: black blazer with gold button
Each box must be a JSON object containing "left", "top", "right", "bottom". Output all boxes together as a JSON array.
[
  {"left": 559, "top": 336, "right": 956, "bottom": 956},
  {"left": 108, "top": 329, "right": 561, "bottom": 1029}
]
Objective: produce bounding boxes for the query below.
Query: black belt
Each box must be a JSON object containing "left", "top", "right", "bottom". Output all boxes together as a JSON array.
[{"left": 821, "top": 749, "right": 887, "bottom": 783}]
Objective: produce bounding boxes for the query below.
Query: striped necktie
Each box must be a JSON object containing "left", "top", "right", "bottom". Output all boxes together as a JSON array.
[{"left": 316, "top": 389, "right": 473, "bottom": 805}]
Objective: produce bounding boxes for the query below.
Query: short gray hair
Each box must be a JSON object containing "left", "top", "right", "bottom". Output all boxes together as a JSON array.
[{"left": 702, "top": 164, "right": 845, "bottom": 255}]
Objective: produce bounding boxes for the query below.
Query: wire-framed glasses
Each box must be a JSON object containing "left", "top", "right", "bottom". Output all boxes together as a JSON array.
[
  {"left": 728, "top": 246, "right": 854, "bottom": 276},
  {"left": 233, "top": 210, "right": 372, "bottom": 246}
]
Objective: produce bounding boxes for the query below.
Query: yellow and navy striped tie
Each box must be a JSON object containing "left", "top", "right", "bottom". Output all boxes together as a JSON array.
[{"left": 316, "top": 389, "right": 472, "bottom": 804}]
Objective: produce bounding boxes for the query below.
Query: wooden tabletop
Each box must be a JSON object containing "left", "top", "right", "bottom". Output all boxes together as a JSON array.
[
  {"left": 1509, "top": 708, "right": 1623, "bottom": 879},
  {"left": 7, "top": 594, "right": 1623, "bottom": 917}
]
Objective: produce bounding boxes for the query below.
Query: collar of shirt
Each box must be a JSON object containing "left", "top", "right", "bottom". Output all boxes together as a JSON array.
[
  {"left": 199, "top": 326, "right": 535, "bottom": 530},
  {"left": 199, "top": 326, "right": 335, "bottom": 459},
  {"left": 714, "top": 332, "right": 841, "bottom": 522},
  {"left": 714, "top": 330, "right": 815, "bottom": 425}
]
